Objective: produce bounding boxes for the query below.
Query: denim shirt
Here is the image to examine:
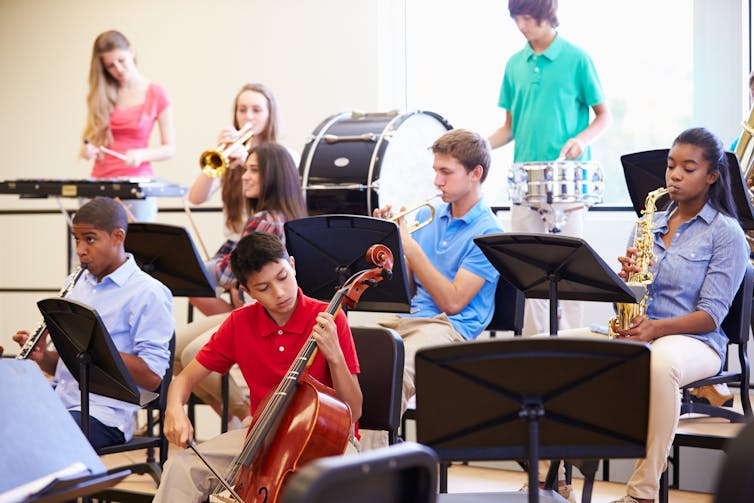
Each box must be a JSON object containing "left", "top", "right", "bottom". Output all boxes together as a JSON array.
[{"left": 641, "top": 202, "right": 749, "bottom": 364}]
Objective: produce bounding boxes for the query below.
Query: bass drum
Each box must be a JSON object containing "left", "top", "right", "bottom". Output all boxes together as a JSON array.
[{"left": 299, "top": 110, "right": 452, "bottom": 215}]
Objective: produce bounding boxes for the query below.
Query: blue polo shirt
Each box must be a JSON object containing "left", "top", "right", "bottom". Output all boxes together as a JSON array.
[
  {"left": 498, "top": 34, "right": 605, "bottom": 163},
  {"left": 406, "top": 199, "right": 503, "bottom": 339}
]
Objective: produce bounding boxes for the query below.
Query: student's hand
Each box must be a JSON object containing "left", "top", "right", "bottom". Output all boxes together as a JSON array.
[
  {"left": 80, "top": 142, "right": 101, "bottom": 161},
  {"left": 124, "top": 148, "right": 148, "bottom": 167},
  {"left": 311, "top": 312, "right": 344, "bottom": 365},
  {"left": 372, "top": 204, "right": 394, "bottom": 220},
  {"left": 164, "top": 403, "right": 194, "bottom": 448},
  {"left": 559, "top": 138, "right": 585, "bottom": 160},
  {"left": 615, "top": 315, "right": 659, "bottom": 342},
  {"left": 617, "top": 248, "right": 640, "bottom": 281},
  {"left": 12, "top": 330, "right": 45, "bottom": 362}
]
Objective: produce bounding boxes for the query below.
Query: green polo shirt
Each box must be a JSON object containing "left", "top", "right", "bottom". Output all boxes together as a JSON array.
[{"left": 498, "top": 34, "right": 605, "bottom": 163}]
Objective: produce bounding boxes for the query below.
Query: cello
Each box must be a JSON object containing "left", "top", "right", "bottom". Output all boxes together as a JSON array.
[{"left": 203, "top": 243, "right": 393, "bottom": 503}]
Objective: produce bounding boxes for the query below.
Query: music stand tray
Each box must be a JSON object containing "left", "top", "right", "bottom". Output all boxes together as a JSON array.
[
  {"left": 474, "top": 233, "right": 641, "bottom": 335},
  {"left": 125, "top": 222, "right": 215, "bottom": 297},
  {"left": 415, "top": 337, "right": 650, "bottom": 503},
  {"left": 0, "top": 360, "right": 129, "bottom": 503},
  {"left": 621, "top": 149, "right": 754, "bottom": 231},
  {"left": 285, "top": 215, "right": 412, "bottom": 312}
]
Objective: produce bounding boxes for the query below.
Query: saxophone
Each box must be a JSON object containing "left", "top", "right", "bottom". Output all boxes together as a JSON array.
[
  {"left": 16, "top": 266, "right": 86, "bottom": 359},
  {"left": 608, "top": 187, "right": 669, "bottom": 338}
]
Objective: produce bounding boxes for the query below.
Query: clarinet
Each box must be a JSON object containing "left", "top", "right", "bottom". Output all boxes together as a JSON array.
[{"left": 16, "top": 266, "right": 86, "bottom": 359}]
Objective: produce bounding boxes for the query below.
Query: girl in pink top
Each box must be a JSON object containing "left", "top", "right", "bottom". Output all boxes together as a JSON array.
[{"left": 80, "top": 30, "right": 176, "bottom": 221}]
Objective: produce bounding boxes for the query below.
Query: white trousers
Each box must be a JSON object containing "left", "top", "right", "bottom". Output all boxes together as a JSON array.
[{"left": 554, "top": 329, "right": 721, "bottom": 499}]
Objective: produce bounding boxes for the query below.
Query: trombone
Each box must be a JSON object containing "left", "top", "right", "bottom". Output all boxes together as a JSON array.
[
  {"left": 199, "top": 123, "right": 255, "bottom": 178},
  {"left": 386, "top": 193, "right": 441, "bottom": 233}
]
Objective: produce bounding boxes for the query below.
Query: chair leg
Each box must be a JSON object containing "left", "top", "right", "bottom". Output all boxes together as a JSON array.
[
  {"left": 439, "top": 462, "right": 449, "bottom": 493},
  {"left": 659, "top": 468, "right": 669, "bottom": 503}
]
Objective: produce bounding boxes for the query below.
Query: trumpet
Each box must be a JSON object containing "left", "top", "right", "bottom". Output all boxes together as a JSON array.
[
  {"left": 199, "top": 123, "right": 255, "bottom": 178},
  {"left": 386, "top": 193, "right": 441, "bottom": 233}
]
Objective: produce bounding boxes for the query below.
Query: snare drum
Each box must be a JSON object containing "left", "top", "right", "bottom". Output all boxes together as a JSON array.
[
  {"left": 508, "top": 160, "right": 604, "bottom": 207},
  {"left": 299, "top": 110, "right": 452, "bottom": 215}
]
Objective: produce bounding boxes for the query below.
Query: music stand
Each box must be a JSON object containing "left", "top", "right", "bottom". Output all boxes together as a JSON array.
[
  {"left": 125, "top": 222, "right": 215, "bottom": 297},
  {"left": 284, "top": 215, "right": 412, "bottom": 312},
  {"left": 37, "top": 297, "right": 157, "bottom": 441},
  {"left": 415, "top": 337, "right": 650, "bottom": 503},
  {"left": 474, "top": 233, "right": 641, "bottom": 335},
  {"left": 621, "top": 149, "right": 754, "bottom": 231},
  {"left": 0, "top": 360, "right": 129, "bottom": 503}
]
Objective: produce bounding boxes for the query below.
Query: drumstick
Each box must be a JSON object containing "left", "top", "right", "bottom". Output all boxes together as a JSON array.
[
  {"left": 100, "top": 146, "right": 129, "bottom": 162},
  {"left": 83, "top": 139, "right": 129, "bottom": 162}
]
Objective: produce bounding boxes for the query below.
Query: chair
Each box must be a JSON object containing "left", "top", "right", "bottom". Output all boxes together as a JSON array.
[
  {"left": 401, "top": 277, "right": 526, "bottom": 437},
  {"left": 487, "top": 276, "right": 526, "bottom": 337},
  {"left": 679, "top": 263, "right": 754, "bottom": 421},
  {"left": 352, "top": 326, "right": 405, "bottom": 445},
  {"left": 656, "top": 264, "right": 754, "bottom": 503},
  {"left": 415, "top": 337, "right": 651, "bottom": 503},
  {"left": 92, "top": 333, "right": 176, "bottom": 503},
  {"left": 279, "top": 442, "right": 438, "bottom": 503}
]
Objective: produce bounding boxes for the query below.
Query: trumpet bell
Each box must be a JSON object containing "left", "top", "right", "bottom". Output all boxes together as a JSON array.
[
  {"left": 199, "top": 124, "right": 255, "bottom": 178},
  {"left": 199, "top": 149, "right": 228, "bottom": 178}
]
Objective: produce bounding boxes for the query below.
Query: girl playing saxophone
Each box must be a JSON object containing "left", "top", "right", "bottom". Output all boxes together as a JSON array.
[{"left": 610, "top": 127, "right": 749, "bottom": 503}]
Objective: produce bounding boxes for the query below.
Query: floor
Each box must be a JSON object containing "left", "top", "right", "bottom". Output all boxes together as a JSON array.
[{"left": 98, "top": 441, "right": 717, "bottom": 502}]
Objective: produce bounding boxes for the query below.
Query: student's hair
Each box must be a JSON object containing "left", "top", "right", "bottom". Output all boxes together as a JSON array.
[
  {"left": 223, "top": 83, "right": 281, "bottom": 234},
  {"left": 73, "top": 197, "right": 128, "bottom": 233},
  {"left": 508, "top": 0, "right": 559, "bottom": 28},
  {"left": 82, "top": 30, "right": 132, "bottom": 147},
  {"left": 230, "top": 231, "right": 289, "bottom": 285},
  {"left": 672, "top": 127, "right": 737, "bottom": 218},
  {"left": 431, "top": 129, "right": 492, "bottom": 182},
  {"left": 245, "top": 142, "right": 308, "bottom": 221}
]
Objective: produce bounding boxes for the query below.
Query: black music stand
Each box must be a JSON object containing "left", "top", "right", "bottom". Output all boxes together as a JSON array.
[
  {"left": 621, "top": 149, "right": 754, "bottom": 231},
  {"left": 284, "top": 215, "right": 412, "bottom": 312},
  {"left": 415, "top": 337, "right": 650, "bottom": 503},
  {"left": 474, "top": 233, "right": 641, "bottom": 336},
  {"left": 37, "top": 297, "right": 157, "bottom": 441},
  {"left": 125, "top": 222, "right": 215, "bottom": 297},
  {"left": 0, "top": 360, "right": 129, "bottom": 503}
]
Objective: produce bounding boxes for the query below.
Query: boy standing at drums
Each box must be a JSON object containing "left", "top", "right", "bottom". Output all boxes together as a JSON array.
[
  {"left": 487, "top": 0, "right": 611, "bottom": 336},
  {"left": 362, "top": 128, "right": 503, "bottom": 449}
]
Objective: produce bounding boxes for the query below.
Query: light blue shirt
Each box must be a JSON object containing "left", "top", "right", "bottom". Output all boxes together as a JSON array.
[
  {"left": 498, "top": 34, "right": 605, "bottom": 163},
  {"left": 406, "top": 199, "right": 503, "bottom": 339},
  {"left": 53, "top": 254, "right": 174, "bottom": 440},
  {"left": 643, "top": 202, "right": 749, "bottom": 364}
]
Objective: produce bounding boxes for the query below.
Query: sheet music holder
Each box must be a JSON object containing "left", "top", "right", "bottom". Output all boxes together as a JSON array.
[
  {"left": 125, "top": 222, "right": 215, "bottom": 297},
  {"left": 474, "top": 233, "right": 641, "bottom": 336},
  {"left": 415, "top": 338, "right": 650, "bottom": 503},
  {"left": 37, "top": 297, "right": 157, "bottom": 440},
  {"left": 284, "top": 215, "right": 412, "bottom": 312},
  {"left": 621, "top": 149, "right": 754, "bottom": 231},
  {"left": 0, "top": 360, "right": 129, "bottom": 503}
]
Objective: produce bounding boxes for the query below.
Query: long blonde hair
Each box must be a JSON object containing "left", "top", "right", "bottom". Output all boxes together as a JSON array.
[
  {"left": 222, "top": 83, "right": 280, "bottom": 234},
  {"left": 82, "top": 30, "right": 132, "bottom": 147}
]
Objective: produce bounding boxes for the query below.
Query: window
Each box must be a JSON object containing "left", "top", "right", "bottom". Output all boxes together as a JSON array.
[{"left": 402, "top": 0, "right": 745, "bottom": 207}]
